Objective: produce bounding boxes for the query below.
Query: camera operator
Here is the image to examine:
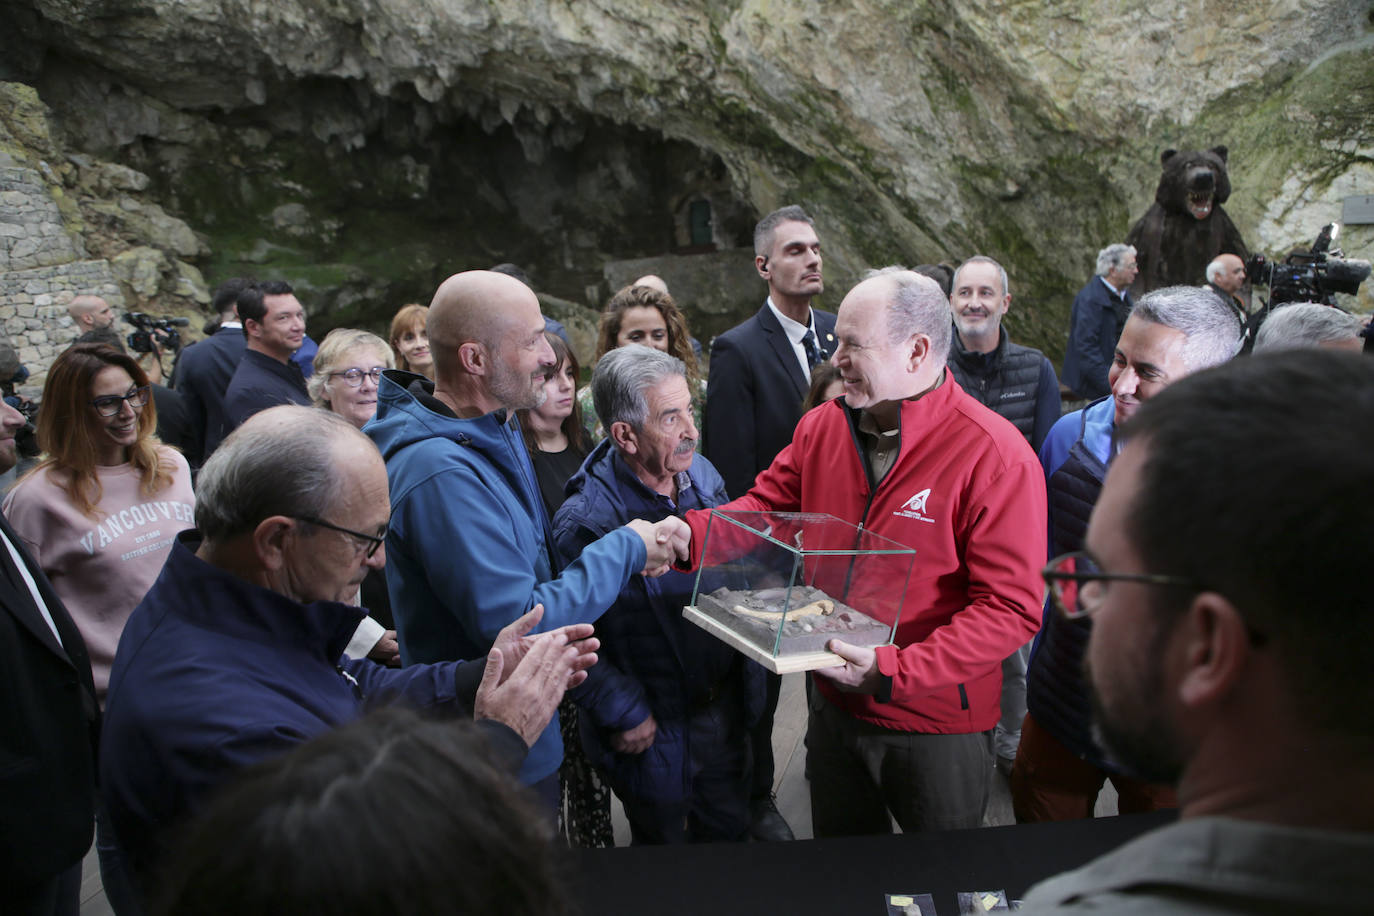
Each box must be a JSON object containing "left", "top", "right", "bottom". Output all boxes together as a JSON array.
[{"left": 123, "top": 311, "right": 189, "bottom": 387}]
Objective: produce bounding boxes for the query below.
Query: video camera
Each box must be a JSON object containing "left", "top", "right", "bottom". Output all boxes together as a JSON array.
[
  {"left": 1245, "top": 222, "right": 1370, "bottom": 308},
  {"left": 1, "top": 366, "right": 41, "bottom": 459},
  {"left": 125, "top": 312, "right": 190, "bottom": 356}
]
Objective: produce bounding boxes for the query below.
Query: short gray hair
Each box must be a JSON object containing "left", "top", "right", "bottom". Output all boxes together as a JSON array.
[
  {"left": 1096, "top": 244, "right": 1136, "bottom": 277},
  {"left": 1204, "top": 257, "right": 1227, "bottom": 285},
  {"left": 1131, "top": 285, "right": 1243, "bottom": 371},
  {"left": 863, "top": 266, "right": 953, "bottom": 365},
  {"left": 753, "top": 205, "right": 814, "bottom": 257},
  {"left": 592, "top": 345, "right": 686, "bottom": 431},
  {"left": 1254, "top": 303, "right": 1363, "bottom": 353},
  {"left": 196, "top": 407, "right": 356, "bottom": 541},
  {"left": 953, "top": 255, "right": 1010, "bottom": 299}
]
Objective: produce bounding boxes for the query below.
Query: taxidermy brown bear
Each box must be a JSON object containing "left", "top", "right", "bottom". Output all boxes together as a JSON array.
[{"left": 1125, "top": 146, "right": 1249, "bottom": 295}]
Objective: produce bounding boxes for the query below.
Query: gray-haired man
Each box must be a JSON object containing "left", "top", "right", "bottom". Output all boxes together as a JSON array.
[
  {"left": 1254, "top": 302, "right": 1363, "bottom": 353},
  {"left": 100, "top": 406, "right": 598, "bottom": 900},
  {"left": 1015, "top": 286, "right": 1243, "bottom": 822},
  {"left": 553, "top": 345, "right": 763, "bottom": 843},
  {"left": 1062, "top": 244, "right": 1138, "bottom": 400}
]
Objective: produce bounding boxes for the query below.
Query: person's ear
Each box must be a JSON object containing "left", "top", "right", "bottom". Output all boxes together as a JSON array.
[
  {"left": 907, "top": 333, "right": 931, "bottom": 372},
  {"left": 457, "top": 341, "right": 486, "bottom": 375},
  {"left": 609, "top": 420, "right": 638, "bottom": 455},
  {"left": 755, "top": 254, "right": 770, "bottom": 280},
  {"left": 253, "top": 516, "right": 295, "bottom": 571},
  {"left": 1176, "top": 592, "right": 1251, "bottom": 709}
]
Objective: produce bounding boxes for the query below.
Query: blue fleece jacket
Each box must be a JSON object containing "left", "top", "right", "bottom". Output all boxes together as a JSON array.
[{"left": 365, "top": 371, "right": 648, "bottom": 784}]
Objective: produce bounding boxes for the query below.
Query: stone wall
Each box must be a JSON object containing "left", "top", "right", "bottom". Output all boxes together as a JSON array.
[{"left": 0, "top": 162, "right": 125, "bottom": 398}]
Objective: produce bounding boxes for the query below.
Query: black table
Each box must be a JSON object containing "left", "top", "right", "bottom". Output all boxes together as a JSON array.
[{"left": 573, "top": 811, "right": 1174, "bottom": 915}]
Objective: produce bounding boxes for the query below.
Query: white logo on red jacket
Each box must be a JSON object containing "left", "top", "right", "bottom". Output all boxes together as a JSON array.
[{"left": 894, "top": 487, "right": 935, "bottom": 523}]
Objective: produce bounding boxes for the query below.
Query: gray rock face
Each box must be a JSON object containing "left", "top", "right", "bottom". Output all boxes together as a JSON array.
[{"left": 1, "top": 0, "right": 1371, "bottom": 361}]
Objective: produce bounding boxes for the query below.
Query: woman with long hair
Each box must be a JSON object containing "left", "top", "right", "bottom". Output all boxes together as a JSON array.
[
  {"left": 516, "top": 332, "right": 612, "bottom": 848},
  {"left": 581, "top": 284, "right": 703, "bottom": 439},
  {"left": 389, "top": 303, "right": 433, "bottom": 378},
  {"left": 518, "top": 332, "right": 589, "bottom": 517},
  {"left": 3, "top": 342, "right": 194, "bottom": 705}
]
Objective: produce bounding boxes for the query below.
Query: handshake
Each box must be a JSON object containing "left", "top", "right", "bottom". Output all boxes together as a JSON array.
[{"left": 626, "top": 516, "right": 692, "bottom": 577}]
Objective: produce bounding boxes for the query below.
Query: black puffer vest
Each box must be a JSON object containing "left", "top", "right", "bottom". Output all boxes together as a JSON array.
[
  {"left": 947, "top": 327, "right": 1046, "bottom": 445},
  {"left": 1026, "top": 400, "right": 1113, "bottom": 766}
]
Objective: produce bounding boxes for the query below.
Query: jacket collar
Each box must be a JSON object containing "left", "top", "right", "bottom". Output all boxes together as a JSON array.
[{"left": 157, "top": 531, "right": 365, "bottom": 663}]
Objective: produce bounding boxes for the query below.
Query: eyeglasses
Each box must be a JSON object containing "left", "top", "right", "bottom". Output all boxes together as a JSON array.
[
  {"left": 294, "top": 516, "right": 388, "bottom": 558},
  {"left": 91, "top": 386, "right": 151, "bottom": 417},
  {"left": 1042, "top": 551, "right": 1201, "bottom": 619},
  {"left": 328, "top": 367, "right": 385, "bottom": 387}
]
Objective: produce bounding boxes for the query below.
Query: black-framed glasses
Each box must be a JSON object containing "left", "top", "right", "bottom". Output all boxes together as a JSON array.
[
  {"left": 294, "top": 516, "right": 388, "bottom": 558},
  {"left": 1042, "top": 550, "right": 1201, "bottom": 620},
  {"left": 90, "top": 386, "right": 151, "bottom": 417},
  {"left": 328, "top": 367, "right": 385, "bottom": 387}
]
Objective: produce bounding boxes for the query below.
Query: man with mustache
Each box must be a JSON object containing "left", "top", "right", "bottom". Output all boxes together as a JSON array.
[
  {"left": 1014, "top": 286, "right": 1241, "bottom": 823},
  {"left": 945, "top": 255, "right": 1061, "bottom": 778},
  {"left": 553, "top": 344, "right": 762, "bottom": 843},
  {"left": 703, "top": 204, "right": 836, "bottom": 841},
  {"left": 1020, "top": 350, "right": 1374, "bottom": 913}
]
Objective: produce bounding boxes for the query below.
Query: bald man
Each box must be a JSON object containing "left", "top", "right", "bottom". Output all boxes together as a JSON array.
[
  {"left": 67, "top": 295, "right": 115, "bottom": 333},
  {"left": 366, "top": 270, "right": 689, "bottom": 806},
  {"left": 1204, "top": 253, "right": 1248, "bottom": 323}
]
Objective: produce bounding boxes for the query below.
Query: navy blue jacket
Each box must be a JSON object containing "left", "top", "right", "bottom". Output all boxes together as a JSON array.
[
  {"left": 1061, "top": 278, "right": 1132, "bottom": 400},
  {"left": 552, "top": 441, "right": 764, "bottom": 804},
  {"left": 100, "top": 532, "right": 514, "bottom": 888},
  {"left": 170, "top": 325, "right": 245, "bottom": 463},
  {"left": 704, "top": 303, "right": 837, "bottom": 498},
  {"left": 222, "top": 348, "right": 310, "bottom": 434}
]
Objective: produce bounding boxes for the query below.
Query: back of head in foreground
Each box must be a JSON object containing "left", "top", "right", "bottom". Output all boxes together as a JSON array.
[
  {"left": 153, "top": 707, "right": 567, "bottom": 916},
  {"left": 1109, "top": 349, "right": 1374, "bottom": 809}
]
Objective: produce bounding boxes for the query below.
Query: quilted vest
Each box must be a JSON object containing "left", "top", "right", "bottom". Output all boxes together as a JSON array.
[
  {"left": 947, "top": 328, "right": 1046, "bottom": 445},
  {"left": 1026, "top": 406, "right": 1112, "bottom": 765}
]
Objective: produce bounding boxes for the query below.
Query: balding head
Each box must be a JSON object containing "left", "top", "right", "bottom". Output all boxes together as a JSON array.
[
  {"left": 68, "top": 295, "right": 115, "bottom": 331},
  {"left": 427, "top": 271, "right": 554, "bottom": 413},
  {"left": 633, "top": 275, "right": 670, "bottom": 295},
  {"left": 1206, "top": 253, "right": 1247, "bottom": 294}
]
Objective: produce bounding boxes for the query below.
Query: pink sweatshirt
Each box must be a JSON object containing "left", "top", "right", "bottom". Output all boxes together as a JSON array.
[{"left": 2, "top": 446, "right": 194, "bottom": 704}]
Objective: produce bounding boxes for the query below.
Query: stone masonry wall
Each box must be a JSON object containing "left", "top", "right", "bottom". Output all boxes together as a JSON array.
[{"left": 0, "top": 162, "right": 124, "bottom": 398}]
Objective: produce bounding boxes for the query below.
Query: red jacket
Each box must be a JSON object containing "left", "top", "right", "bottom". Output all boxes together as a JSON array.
[{"left": 685, "top": 371, "right": 1046, "bottom": 734}]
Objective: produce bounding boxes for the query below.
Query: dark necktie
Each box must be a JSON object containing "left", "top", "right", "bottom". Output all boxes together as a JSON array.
[{"left": 802, "top": 329, "right": 822, "bottom": 368}]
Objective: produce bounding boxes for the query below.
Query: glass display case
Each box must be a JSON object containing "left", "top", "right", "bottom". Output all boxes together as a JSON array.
[{"left": 684, "top": 510, "right": 916, "bottom": 673}]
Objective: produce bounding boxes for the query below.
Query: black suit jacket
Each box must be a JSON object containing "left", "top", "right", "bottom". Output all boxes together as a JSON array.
[
  {"left": 703, "top": 303, "right": 837, "bottom": 498},
  {"left": 0, "top": 511, "right": 98, "bottom": 887},
  {"left": 171, "top": 326, "right": 245, "bottom": 464}
]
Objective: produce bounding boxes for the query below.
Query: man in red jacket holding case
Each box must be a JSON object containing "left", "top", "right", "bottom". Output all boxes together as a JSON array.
[{"left": 682, "top": 267, "right": 1047, "bottom": 836}]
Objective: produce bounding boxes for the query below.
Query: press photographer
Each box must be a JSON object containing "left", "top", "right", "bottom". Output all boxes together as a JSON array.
[{"left": 123, "top": 311, "right": 189, "bottom": 383}]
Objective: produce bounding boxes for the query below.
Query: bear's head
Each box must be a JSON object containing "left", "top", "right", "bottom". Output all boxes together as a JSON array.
[{"left": 1154, "top": 146, "right": 1232, "bottom": 221}]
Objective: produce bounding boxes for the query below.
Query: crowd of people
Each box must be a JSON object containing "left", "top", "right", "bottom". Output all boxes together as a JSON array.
[{"left": 4, "top": 205, "right": 1371, "bottom": 916}]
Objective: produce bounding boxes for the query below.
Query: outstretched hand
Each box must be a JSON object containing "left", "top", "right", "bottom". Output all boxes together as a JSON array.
[
  {"left": 491, "top": 604, "right": 596, "bottom": 687},
  {"left": 628, "top": 516, "right": 692, "bottom": 577}
]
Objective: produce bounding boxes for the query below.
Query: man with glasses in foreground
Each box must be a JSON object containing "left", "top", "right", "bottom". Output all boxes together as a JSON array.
[
  {"left": 1019, "top": 350, "right": 1374, "bottom": 913},
  {"left": 100, "top": 406, "right": 600, "bottom": 904},
  {"left": 1014, "top": 285, "right": 1241, "bottom": 822}
]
